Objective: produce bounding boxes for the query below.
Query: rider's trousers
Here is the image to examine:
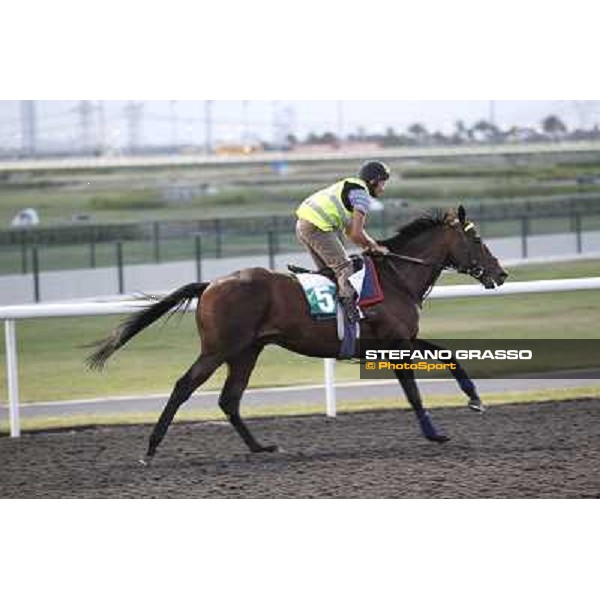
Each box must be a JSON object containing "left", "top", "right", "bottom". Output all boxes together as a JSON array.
[{"left": 295, "top": 219, "right": 355, "bottom": 299}]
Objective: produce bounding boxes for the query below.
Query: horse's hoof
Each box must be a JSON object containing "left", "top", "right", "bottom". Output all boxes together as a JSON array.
[
  {"left": 260, "top": 444, "right": 279, "bottom": 453},
  {"left": 468, "top": 399, "right": 486, "bottom": 413},
  {"left": 252, "top": 444, "right": 279, "bottom": 453},
  {"left": 426, "top": 434, "right": 450, "bottom": 443},
  {"left": 418, "top": 411, "right": 449, "bottom": 443},
  {"left": 138, "top": 456, "right": 153, "bottom": 467}
]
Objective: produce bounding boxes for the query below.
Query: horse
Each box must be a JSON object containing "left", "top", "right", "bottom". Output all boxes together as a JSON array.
[{"left": 86, "top": 205, "right": 507, "bottom": 463}]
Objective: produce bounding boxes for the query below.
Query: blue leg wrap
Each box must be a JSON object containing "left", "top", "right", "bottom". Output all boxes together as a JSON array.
[
  {"left": 458, "top": 377, "right": 476, "bottom": 397},
  {"left": 418, "top": 411, "right": 438, "bottom": 438}
]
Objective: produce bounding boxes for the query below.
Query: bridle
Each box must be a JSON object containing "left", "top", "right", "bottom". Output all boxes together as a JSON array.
[
  {"left": 457, "top": 221, "right": 487, "bottom": 281},
  {"left": 463, "top": 263, "right": 485, "bottom": 279},
  {"left": 370, "top": 221, "right": 487, "bottom": 283}
]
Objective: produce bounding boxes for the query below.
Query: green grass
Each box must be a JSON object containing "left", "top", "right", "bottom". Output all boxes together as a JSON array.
[
  {"left": 3, "top": 180, "right": 599, "bottom": 226},
  {"left": 3, "top": 153, "right": 600, "bottom": 226},
  {"left": 419, "top": 289, "right": 599, "bottom": 339},
  {"left": 3, "top": 151, "right": 600, "bottom": 276},
  {"left": 1, "top": 258, "right": 598, "bottom": 404},
  {"left": 2, "top": 387, "right": 598, "bottom": 436},
  {"left": 0, "top": 314, "right": 364, "bottom": 403},
  {"left": 0, "top": 184, "right": 308, "bottom": 227}
]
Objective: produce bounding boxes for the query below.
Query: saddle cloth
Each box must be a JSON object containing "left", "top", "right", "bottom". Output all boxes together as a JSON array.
[{"left": 294, "top": 256, "right": 384, "bottom": 320}]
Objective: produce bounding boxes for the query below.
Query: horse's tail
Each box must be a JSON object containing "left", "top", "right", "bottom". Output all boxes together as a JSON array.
[{"left": 85, "top": 282, "right": 210, "bottom": 371}]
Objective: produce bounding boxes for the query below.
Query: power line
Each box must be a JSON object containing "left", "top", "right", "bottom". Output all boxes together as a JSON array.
[
  {"left": 20, "top": 100, "right": 37, "bottom": 157},
  {"left": 76, "top": 100, "right": 94, "bottom": 153},
  {"left": 170, "top": 101, "right": 178, "bottom": 148},
  {"left": 123, "top": 101, "right": 144, "bottom": 153},
  {"left": 204, "top": 100, "right": 213, "bottom": 154},
  {"left": 97, "top": 101, "right": 107, "bottom": 155}
]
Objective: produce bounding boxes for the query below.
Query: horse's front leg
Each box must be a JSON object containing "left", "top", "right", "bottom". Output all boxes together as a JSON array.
[
  {"left": 414, "top": 338, "right": 484, "bottom": 412},
  {"left": 394, "top": 367, "right": 450, "bottom": 443}
]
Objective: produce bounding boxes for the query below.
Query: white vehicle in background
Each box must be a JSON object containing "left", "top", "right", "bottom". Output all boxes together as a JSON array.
[{"left": 11, "top": 208, "right": 39, "bottom": 228}]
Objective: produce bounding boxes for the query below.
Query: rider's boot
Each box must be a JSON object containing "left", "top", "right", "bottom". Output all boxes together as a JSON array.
[{"left": 339, "top": 295, "right": 360, "bottom": 325}]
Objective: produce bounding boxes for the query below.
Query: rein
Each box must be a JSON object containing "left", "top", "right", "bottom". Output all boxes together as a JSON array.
[
  {"left": 381, "top": 251, "right": 433, "bottom": 267},
  {"left": 367, "top": 252, "right": 440, "bottom": 307},
  {"left": 365, "top": 222, "right": 487, "bottom": 302},
  {"left": 375, "top": 248, "right": 484, "bottom": 279},
  {"left": 366, "top": 250, "right": 452, "bottom": 307},
  {"left": 366, "top": 250, "right": 440, "bottom": 269}
]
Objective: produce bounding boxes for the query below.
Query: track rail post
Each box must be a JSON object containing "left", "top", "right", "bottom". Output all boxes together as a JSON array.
[
  {"left": 4, "top": 319, "right": 21, "bottom": 437},
  {"left": 324, "top": 358, "right": 336, "bottom": 417}
]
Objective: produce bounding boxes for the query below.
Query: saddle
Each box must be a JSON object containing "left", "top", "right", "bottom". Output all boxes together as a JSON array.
[
  {"left": 287, "top": 254, "right": 384, "bottom": 309},
  {"left": 288, "top": 255, "right": 384, "bottom": 360}
]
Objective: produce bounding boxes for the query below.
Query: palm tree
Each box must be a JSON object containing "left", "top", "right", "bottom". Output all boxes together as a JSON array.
[
  {"left": 407, "top": 123, "right": 429, "bottom": 142},
  {"left": 472, "top": 120, "right": 500, "bottom": 141},
  {"left": 541, "top": 115, "right": 567, "bottom": 139},
  {"left": 454, "top": 120, "right": 468, "bottom": 142}
]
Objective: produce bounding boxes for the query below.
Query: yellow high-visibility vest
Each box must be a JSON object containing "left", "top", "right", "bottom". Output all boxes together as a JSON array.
[{"left": 296, "top": 177, "right": 368, "bottom": 232}]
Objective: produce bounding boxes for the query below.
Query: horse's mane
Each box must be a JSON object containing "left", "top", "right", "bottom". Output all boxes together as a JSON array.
[{"left": 382, "top": 208, "right": 450, "bottom": 251}]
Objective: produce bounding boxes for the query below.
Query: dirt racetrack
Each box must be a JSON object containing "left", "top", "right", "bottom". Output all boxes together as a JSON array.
[{"left": 1, "top": 398, "right": 599, "bottom": 498}]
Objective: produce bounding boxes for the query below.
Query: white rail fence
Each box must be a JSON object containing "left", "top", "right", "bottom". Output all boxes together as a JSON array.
[{"left": 2, "top": 276, "right": 600, "bottom": 437}]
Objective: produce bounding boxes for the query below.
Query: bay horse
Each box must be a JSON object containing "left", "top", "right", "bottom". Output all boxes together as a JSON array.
[{"left": 87, "top": 206, "right": 507, "bottom": 463}]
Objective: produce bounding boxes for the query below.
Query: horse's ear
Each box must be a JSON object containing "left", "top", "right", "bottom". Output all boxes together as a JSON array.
[{"left": 458, "top": 205, "right": 466, "bottom": 225}]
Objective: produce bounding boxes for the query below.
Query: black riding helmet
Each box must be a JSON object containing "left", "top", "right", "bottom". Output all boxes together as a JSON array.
[{"left": 358, "top": 160, "right": 391, "bottom": 196}]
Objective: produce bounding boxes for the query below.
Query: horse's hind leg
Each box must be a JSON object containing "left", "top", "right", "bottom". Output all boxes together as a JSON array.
[
  {"left": 395, "top": 368, "right": 450, "bottom": 443},
  {"left": 219, "top": 346, "right": 278, "bottom": 453},
  {"left": 143, "top": 353, "right": 223, "bottom": 463}
]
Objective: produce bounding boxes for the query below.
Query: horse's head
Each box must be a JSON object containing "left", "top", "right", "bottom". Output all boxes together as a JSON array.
[
  {"left": 443, "top": 205, "right": 508, "bottom": 288},
  {"left": 380, "top": 207, "right": 508, "bottom": 290}
]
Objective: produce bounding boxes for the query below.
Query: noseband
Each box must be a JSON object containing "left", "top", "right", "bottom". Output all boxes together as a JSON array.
[{"left": 464, "top": 264, "right": 484, "bottom": 278}]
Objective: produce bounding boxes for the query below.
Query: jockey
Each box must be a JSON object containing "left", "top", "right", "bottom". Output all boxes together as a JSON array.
[{"left": 295, "top": 160, "right": 391, "bottom": 324}]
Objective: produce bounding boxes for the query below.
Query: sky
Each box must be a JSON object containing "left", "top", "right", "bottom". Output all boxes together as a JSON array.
[{"left": 1, "top": 100, "right": 598, "bottom": 152}]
